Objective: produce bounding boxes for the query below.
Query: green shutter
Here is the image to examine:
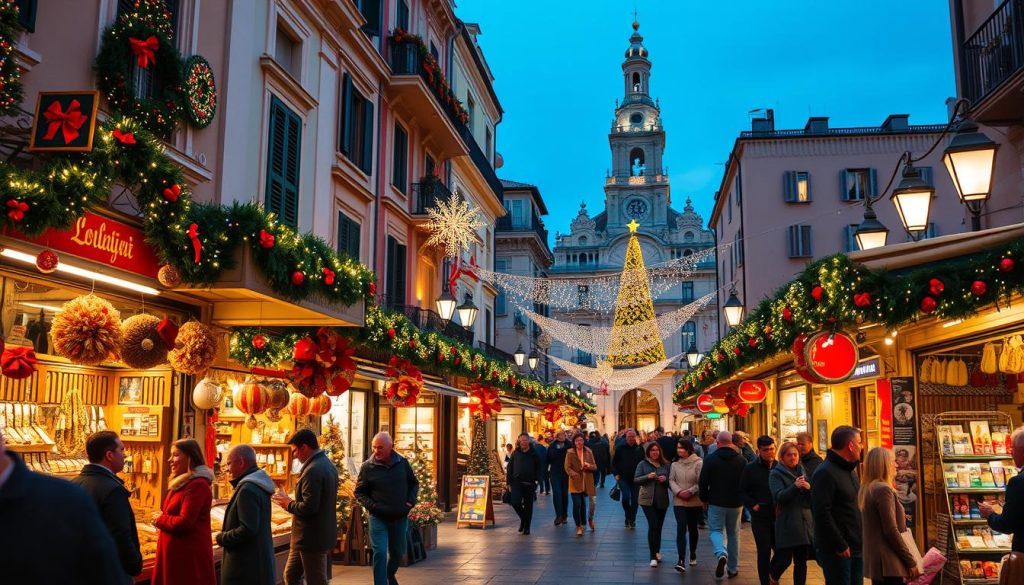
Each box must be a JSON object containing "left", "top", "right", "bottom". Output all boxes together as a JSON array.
[
  {"left": 340, "top": 74, "right": 353, "bottom": 154},
  {"left": 395, "top": 242, "right": 407, "bottom": 306},
  {"left": 337, "top": 211, "right": 349, "bottom": 256},
  {"left": 348, "top": 216, "right": 361, "bottom": 259},
  {"left": 840, "top": 169, "right": 850, "bottom": 201},
  {"left": 360, "top": 99, "right": 374, "bottom": 175},
  {"left": 360, "top": 0, "right": 381, "bottom": 37},
  {"left": 265, "top": 97, "right": 301, "bottom": 229}
]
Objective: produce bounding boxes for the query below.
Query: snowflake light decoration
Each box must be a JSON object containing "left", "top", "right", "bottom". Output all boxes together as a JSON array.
[{"left": 424, "top": 191, "right": 486, "bottom": 258}]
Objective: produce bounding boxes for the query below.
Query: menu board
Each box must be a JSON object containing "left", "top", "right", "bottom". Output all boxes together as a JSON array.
[{"left": 456, "top": 475, "right": 494, "bottom": 528}]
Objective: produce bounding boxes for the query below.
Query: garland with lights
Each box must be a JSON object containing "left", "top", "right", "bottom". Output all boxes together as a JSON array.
[
  {"left": 95, "top": 0, "right": 184, "bottom": 135},
  {"left": 182, "top": 55, "right": 217, "bottom": 128},
  {"left": 0, "top": 114, "right": 374, "bottom": 305},
  {"left": 675, "top": 244, "right": 1024, "bottom": 402},
  {"left": 0, "top": 0, "right": 23, "bottom": 116}
]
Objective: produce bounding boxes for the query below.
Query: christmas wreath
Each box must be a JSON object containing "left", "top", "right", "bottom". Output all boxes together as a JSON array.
[
  {"left": 385, "top": 357, "right": 423, "bottom": 407},
  {"left": 182, "top": 55, "right": 217, "bottom": 128},
  {"left": 0, "top": 1, "right": 23, "bottom": 116},
  {"left": 95, "top": 0, "right": 183, "bottom": 135}
]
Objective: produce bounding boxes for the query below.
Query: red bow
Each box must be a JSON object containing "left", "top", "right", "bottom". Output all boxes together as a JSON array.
[
  {"left": 468, "top": 383, "right": 502, "bottom": 420},
  {"left": 6, "top": 199, "right": 28, "bottom": 222},
  {"left": 187, "top": 223, "right": 202, "bottom": 263},
  {"left": 853, "top": 292, "right": 872, "bottom": 308},
  {"left": 128, "top": 36, "right": 159, "bottom": 69},
  {"left": 42, "top": 99, "right": 88, "bottom": 144},
  {"left": 162, "top": 184, "right": 181, "bottom": 203},
  {"left": 543, "top": 403, "right": 562, "bottom": 424},
  {"left": 385, "top": 357, "right": 423, "bottom": 406},
  {"left": 258, "top": 229, "right": 275, "bottom": 248},
  {"left": 111, "top": 129, "right": 136, "bottom": 145},
  {"left": 1, "top": 347, "right": 38, "bottom": 379},
  {"left": 322, "top": 267, "right": 335, "bottom": 285}
]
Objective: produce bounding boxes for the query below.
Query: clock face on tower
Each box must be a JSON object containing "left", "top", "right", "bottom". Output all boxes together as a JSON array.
[{"left": 625, "top": 198, "right": 649, "bottom": 221}]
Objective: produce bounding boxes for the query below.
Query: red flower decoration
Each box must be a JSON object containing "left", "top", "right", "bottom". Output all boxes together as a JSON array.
[
  {"left": 369, "top": 282, "right": 377, "bottom": 294},
  {"left": 6, "top": 199, "right": 28, "bottom": 222},
  {"left": 322, "top": 267, "right": 336, "bottom": 285},
  {"left": 971, "top": 280, "right": 988, "bottom": 297},
  {"left": 811, "top": 286, "right": 824, "bottom": 302},
  {"left": 1, "top": 346, "right": 37, "bottom": 379},
  {"left": 543, "top": 403, "right": 562, "bottom": 424},
  {"left": 258, "top": 229, "right": 275, "bottom": 248},
  {"left": 162, "top": 184, "right": 181, "bottom": 203},
  {"left": 748, "top": 337, "right": 757, "bottom": 348},
  {"left": 291, "top": 271, "right": 304, "bottom": 286},
  {"left": 920, "top": 296, "right": 937, "bottom": 314},
  {"left": 853, "top": 292, "right": 871, "bottom": 308},
  {"left": 385, "top": 357, "right": 423, "bottom": 406},
  {"left": 1000, "top": 258, "right": 1015, "bottom": 273},
  {"left": 289, "top": 328, "right": 358, "bottom": 397},
  {"left": 111, "top": 129, "right": 136, "bottom": 144}
]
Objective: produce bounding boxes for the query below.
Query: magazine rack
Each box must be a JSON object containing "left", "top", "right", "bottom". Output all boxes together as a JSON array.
[{"left": 934, "top": 411, "right": 1016, "bottom": 584}]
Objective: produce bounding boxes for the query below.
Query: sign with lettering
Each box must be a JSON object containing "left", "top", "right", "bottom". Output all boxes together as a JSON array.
[
  {"left": 456, "top": 475, "right": 494, "bottom": 529},
  {"left": 793, "top": 331, "right": 859, "bottom": 384},
  {"left": 738, "top": 380, "right": 768, "bottom": 403},
  {"left": 15, "top": 212, "right": 161, "bottom": 278},
  {"left": 696, "top": 393, "right": 714, "bottom": 413}
]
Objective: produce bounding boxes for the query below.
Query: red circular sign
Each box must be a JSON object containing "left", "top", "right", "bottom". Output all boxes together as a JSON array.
[
  {"left": 793, "top": 331, "right": 859, "bottom": 384},
  {"left": 738, "top": 380, "right": 768, "bottom": 403},
  {"left": 696, "top": 393, "right": 714, "bottom": 413}
]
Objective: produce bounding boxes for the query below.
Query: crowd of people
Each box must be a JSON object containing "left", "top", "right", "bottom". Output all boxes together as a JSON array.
[{"left": 506, "top": 424, "right": 1024, "bottom": 585}]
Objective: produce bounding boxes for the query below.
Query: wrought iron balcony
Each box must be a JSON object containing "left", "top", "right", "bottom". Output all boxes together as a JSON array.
[
  {"left": 411, "top": 177, "right": 453, "bottom": 214},
  {"left": 960, "top": 0, "right": 1024, "bottom": 121},
  {"left": 457, "top": 124, "right": 504, "bottom": 205},
  {"left": 477, "top": 340, "right": 515, "bottom": 363},
  {"left": 378, "top": 297, "right": 473, "bottom": 345}
]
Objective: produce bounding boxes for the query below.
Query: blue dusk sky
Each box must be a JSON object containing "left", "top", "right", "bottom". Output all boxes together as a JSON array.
[{"left": 456, "top": 0, "right": 956, "bottom": 240}]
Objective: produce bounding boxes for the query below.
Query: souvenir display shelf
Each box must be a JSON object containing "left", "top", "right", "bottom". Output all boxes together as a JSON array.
[{"left": 934, "top": 411, "right": 1015, "bottom": 585}]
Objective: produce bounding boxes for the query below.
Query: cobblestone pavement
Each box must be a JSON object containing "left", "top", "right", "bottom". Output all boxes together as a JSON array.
[{"left": 332, "top": 486, "right": 827, "bottom": 584}]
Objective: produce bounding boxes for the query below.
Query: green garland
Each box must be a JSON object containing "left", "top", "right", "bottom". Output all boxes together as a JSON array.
[
  {"left": 0, "top": 0, "right": 23, "bottom": 116},
  {"left": 674, "top": 243, "right": 1024, "bottom": 402},
  {"left": 0, "top": 114, "right": 375, "bottom": 305},
  {"left": 229, "top": 306, "right": 595, "bottom": 412},
  {"left": 95, "top": 0, "right": 183, "bottom": 136},
  {"left": 182, "top": 55, "right": 216, "bottom": 128}
]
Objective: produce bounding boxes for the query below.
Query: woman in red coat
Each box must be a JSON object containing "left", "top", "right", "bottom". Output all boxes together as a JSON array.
[{"left": 151, "top": 439, "right": 216, "bottom": 585}]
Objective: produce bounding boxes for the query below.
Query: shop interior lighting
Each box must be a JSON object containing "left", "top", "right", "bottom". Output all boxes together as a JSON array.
[
  {"left": 942, "top": 319, "right": 964, "bottom": 328},
  {"left": 19, "top": 302, "right": 64, "bottom": 312},
  {"left": 1, "top": 248, "right": 160, "bottom": 295}
]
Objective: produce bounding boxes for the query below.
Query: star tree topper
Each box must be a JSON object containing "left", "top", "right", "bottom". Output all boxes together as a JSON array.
[{"left": 424, "top": 190, "right": 486, "bottom": 258}]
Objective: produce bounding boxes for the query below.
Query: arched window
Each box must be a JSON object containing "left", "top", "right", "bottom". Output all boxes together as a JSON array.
[
  {"left": 630, "top": 112, "right": 643, "bottom": 125},
  {"left": 629, "top": 147, "right": 646, "bottom": 176},
  {"left": 683, "top": 249, "right": 693, "bottom": 257},
  {"left": 632, "top": 72, "right": 641, "bottom": 92},
  {"left": 578, "top": 235, "right": 588, "bottom": 245},
  {"left": 684, "top": 231, "right": 694, "bottom": 242}
]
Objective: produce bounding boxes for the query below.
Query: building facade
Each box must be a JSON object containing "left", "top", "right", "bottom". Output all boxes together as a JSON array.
[{"left": 548, "top": 22, "right": 717, "bottom": 435}]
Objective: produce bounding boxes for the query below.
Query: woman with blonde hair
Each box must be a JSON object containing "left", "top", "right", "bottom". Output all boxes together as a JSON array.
[
  {"left": 768, "top": 441, "right": 813, "bottom": 585},
  {"left": 860, "top": 447, "right": 921, "bottom": 585}
]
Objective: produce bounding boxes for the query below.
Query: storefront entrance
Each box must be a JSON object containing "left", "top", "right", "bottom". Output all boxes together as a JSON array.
[{"left": 618, "top": 388, "right": 660, "bottom": 432}]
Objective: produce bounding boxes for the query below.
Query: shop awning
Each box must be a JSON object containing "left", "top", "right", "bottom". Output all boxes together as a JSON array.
[
  {"left": 172, "top": 246, "right": 365, "bottom": 328},
  {"left": 354, "top": 361, "right": 468, "bottom": 398},
  {"left": 850, "top": 222, "right": 1024, "bottom": 270},
  {"left": 501, "top": 398, "right": 542, "bottom": 413}
]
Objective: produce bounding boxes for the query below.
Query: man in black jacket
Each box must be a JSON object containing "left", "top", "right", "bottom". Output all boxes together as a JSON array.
[
  {"left": 739, "top": 435, "right": 777, "bottom": 585},
  {"left": 588, "top": 431, "right": 611, "bottom": 487},
  {"left": 507, "top": 432, "right": 543, "bottom": 534},
  {"left": 217, "top": 444, "right": 276, "bottom": 585},
  {"left": 274, "top": 429, "right": 340, "bottom": 585},
  {"left": 699, "top": 430, "right": 747, "bottom": 579},
  {"left": 355, "top": 431, "right": 420, "bottom": 585},
  {"left": 796, "top": 432, "right": 823, "bottom": 477},
  {"left": 71, "top": 431, "right": 142, "bottom": 584},
  {"left": 547, "top": 430, "right": 571, "bottom": 525},
  {"left": 810, "top": 426, "right": 864, "bottom": 585},
  {"left": 656, "top": 427, "right": 678, "bottom": 463},
  {"left": 611, "top": 429, "right": 644, "bottom": 528},
  {"left": 1, "top": 428, "right": 123, "bottom": 584},
  {"left": 981, "top": 426, "right": 1024, "bottom": 552}
]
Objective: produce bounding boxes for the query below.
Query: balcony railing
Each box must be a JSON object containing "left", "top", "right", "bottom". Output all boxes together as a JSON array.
[
  {"left": 411, "top": 178, "right": 453, "bottom": 214},
  {"left": 496, "top": 214, "right": 549, "bottom": 244},
  {"left": 961, "top": 0, "right": 1024, "bottom": 105},
  {"left": 457, "top": 124, "right": 504, "bottom": 205},
  {"left": 477, "top": 340, "right": 515, "bottom": 363},
  {"left": 605, "top": 171, "right": 669, "bottom": 186},
  {"left": 379, "top": 296, "right": 473, "bottom": 345}
]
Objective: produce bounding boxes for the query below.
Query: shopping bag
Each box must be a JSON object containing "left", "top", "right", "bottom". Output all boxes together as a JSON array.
[
  {"left": 905, "top": 547, "right": 946, "bottom": 585},
  {"left": 609, "top": 485, "right": 621, "bottom": 501}
]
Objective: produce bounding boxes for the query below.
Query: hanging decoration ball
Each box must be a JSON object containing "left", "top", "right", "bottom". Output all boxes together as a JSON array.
[
  {"left": 782, "top": 306, "right": 794, "bottom": 322},
  {"left": 51, "top": 295, "right": 123, "bottom": 365},
  {"left": 286, "top": 392, "right": 312, "bottom": 418},
  {"left": 168, "top": 321, "right": 218, "bottom": 375},
  {"left": 853, "top": 292, "right": 872, "bottom": 308},
  {"left": 748, "top": 337, "right": 757, "bottom": 348},
  {"left": 322, "top": 267, "right": 336, "bottom": 285},
  {"left": 258, "top": 229, "right": 275, "bottom": 249},
  {"left": 409, "top": 339, "right": 416, "bottom": 349},
  {"left": 811, "top": 286, "right": 824, "bottom": 302},
  {"left": 309, "top": 394, "right": 332, "bottom": 417},
  {"left": 919, "top": 296, "right": 937, "bottom": 314},
  {"left": 252, "top": 334, "right": 267, "bottom": 350},
  {"left": 233, "top": 379, "right": 270, "bottom": 429},
  {"left": 928, "top": 278, "right": 945, "bottom": 296},
  {"left": 733, "top": 346, "right": 741, "bottom": 356},
  {"left": 971, "top": 280, "right": 988, "bottom": 297},
  {"left": 120, "top": 314, "right": 169, "bottom": 369},
  {"left": 265, "top": 381, "right": 291, "bottom": 411},
  {"left": 265, "top": 408, "right": 283, "bottom": 422},
  {"left": 387, "top": 328, "right": 396, "bottom": 339},
  {"left": 157, "top": 264, "right": 182, "bottom": 288},
  {"left": 291, "top": 271, "right": 305, "bottom": 286},
  {"left": 1000, "top": 258, "right": 1015, "bottom": 273},
  {"left": 191, "top": 377, "right": 223, "bottom": 410},
  {"left": 35, "top": 250, "right": 59, "bottom": 274}
]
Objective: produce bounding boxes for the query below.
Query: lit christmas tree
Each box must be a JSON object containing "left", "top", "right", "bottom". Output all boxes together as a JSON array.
[
  {"left": 607, "top": 220, "right": 667, "bottom": 366},
  {"left": 321, "top": 418, "right": 355, "bottom": 528},
  {"left": 408, "top": 443, "right": 437, "bottom": 506},
  {"left": 466, "top": 413, "right": 504, "bottom": 492}
]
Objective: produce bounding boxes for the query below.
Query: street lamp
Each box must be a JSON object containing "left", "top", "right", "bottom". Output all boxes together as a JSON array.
[
  {"left": 943, "top": 119, "right": 999, "bottom": 230},
  {"left": 513, "top": 344, "right": 526, "bottom": 367},
  {"left": 456, "top": 294, "right": 478, "bottom": 331},
  {"left": 435, "top": 289, "right": 457, "bottom": 322},
  {"left": 723, "top": 288, "right": 744, "bottom": 328},
  {"left": 528, "top": 350, "right": 539, "bottom": 371},
  {"left": 854, "top": 200, "right": 889, "bottom": 251},
  {"left": 890, "top": 162, "right": 934, "bottom": 236},
  {"left": 686, "top": 341, "right": 702, "bottom": 368}
]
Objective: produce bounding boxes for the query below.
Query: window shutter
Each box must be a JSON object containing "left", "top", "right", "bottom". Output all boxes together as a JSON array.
[
  {"left": 844, "top": 225, "right": 855, "bottom": 252},
  {"left": 395, "top": 242, "right": 407, "bottom": 306},
  {"left": 802, "top": 225, "right": 812, "bottom": 257},
  {"left": 868, "top": 168, "right": 878, "bottom": 198},
  {"left": 385, "top": 236, "right": 397, "bottom": 306},
  {"left": 349, "top": 217, "right": 361, "bottom": 259},
  {"left": 16, "top": 0, "right": 36, "bottom": 32},
  {"left": 360, "top": 0, "right": 382, "bottom": 37},
  {"left": 397, "top": 0, "right": 410, "bottom": 30},
  {"left": 337, "top": 212, "right": 349, "bottom": 256},
  {"left": 340, "top": 74, "right": 353, "bottom": 154},
  {"left": 783, "top": 171, "right": 795, "bottom": 202},
  {"left": 360, "top": 99, "right": 374, "bottom": 175},
  {"left": 840, "top": 169, "right": 849, "bottom": 201},
  {"left": 787, "top": 226, "right": 796, "bottom": 257},
  {"left": 282, "top": 109, "right": 301, "bottom": 228},
  {"left": 265, "top": 97, "right": 300, "bottom": 229}
]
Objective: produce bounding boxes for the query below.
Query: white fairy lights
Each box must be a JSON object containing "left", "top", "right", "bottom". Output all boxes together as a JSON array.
[
  {"left": 424, "top": 191, "right": 487, "bottom": 258},
  {"left": 548, "top": 353, "right": 682, "bottom": 393}
]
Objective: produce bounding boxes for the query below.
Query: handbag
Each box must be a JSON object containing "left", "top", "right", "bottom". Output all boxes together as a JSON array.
[
  {"left": 501, "top": 486, "right": 511, "bottom": 505},
  {"left": 1000, "top": 551, "right": 1024, "bottom": 585},
  {"left": 899, "top": 529, "right": 923, "bottom": 573},
  {"left": 609, "top": 485, "right": 621, "bottom": 501}
]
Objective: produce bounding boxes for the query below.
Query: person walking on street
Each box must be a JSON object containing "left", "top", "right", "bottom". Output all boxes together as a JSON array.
[
  {"left": 547, "top": 430, "right": 572, "bottom": 525},
  {"left": 669, "top": 438, "right": 703, "bottom": 572},
  {"left": 769, "top": 441, "right": 814, "bottom": 585},
  {"left": 72, "top": 431, "right": 143, "bottom": 585},
  {"left": 735, "top": 431, "right": 757, "bottom": 525},
  {"left": 699, "top": 430, "right": 747, "bottom": 579},
  {"left": 861, "top": 447, "right": 921, "bottom": 585},
  {"left": 980, "top": 425, "right": 1024, "bottom": 552},
  {"left": 354, "top": 432, "right": 419, "bottom": 585},
  {"left": 635, "top": 441, "right": 671, "bottom": 567},
  {"left": 612, "top": 428, "right": 644, "bottom": 529},
  {"left": 274, "top": 429, "right": 340, "bottom": 585},
  {"left": 566, "top": 432, "right": 598, "bottom": 536},
  {"left": 588, "top": 431, "right": 611, "bottom": 488},
  {"left": 741, "top": 435, "right": 778, "bottom": 585},
  {"left": 796, "top": 432, "right": 824, "bottom": 478},
  {"left": 534, "top": 436, "right": 550, "bottom": 495},
  {"left": 1, "top": 428, "right": 123, "bottom": 584},
  {"left": 151, "top": 439, "right": 216, "bottom": 585},
  {"left": 507, "top": 432, "right": 543, "bottom": 535},
  {"left": 811, "top": 426, "right": 865, "bottom": 585},
  {"left": 217, "top": 445, "right": 275, "bottom": 585},
  {"left": 657, "top": 427, "right": 678, "bottom": 463},
  {"left": 683, "top": 430, "right": 704, "bottom": 458}
]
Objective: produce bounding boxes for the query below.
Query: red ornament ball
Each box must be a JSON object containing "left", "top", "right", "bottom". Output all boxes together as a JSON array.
[
  {"left": 971, "top": 280, "right": 988, "bottom": 297},
  {"left": 408, "top": 339, "right": 416, "bottom": 349},
  {"left": 748, "top": 337, "right": 757, "bottom": 348},
  {"left": 920, "top": 296, "right": 937, "bottom": 314},
  {"left": 158, "top": 264, "right": 182, "bottom": 287},
  {"left": 811, "top": 286, "right": 824, "bottom": 302},
  {"left": 291, "top": 271, "right": 304, "bottom": 285},
  {"left": 455, "top": 357, "right": 461, "bottom": 365},
  {"left": 437, "top": 354, "right": 444, "bottom": 362},
  {"left": 35, "top": 250, "right": 59, "bottom": 274},
  {"left": 782, "top": 306, "right": 794, "bottom": 322},
  {"left": 733, "top": 346, "right": 742, "bottom": 356},
  {"left": 387, "top": 328, "right": 396, "bottom": 339},
  {"left": 252, "top": 334, "right": 267, "bottom": 350},
  {"left": 928, "top": 278, "right": 944, "bottom": 296},
  {"left": 1000, "top": 258, "right": 1015, "bottom": 273},
  {"left": 369, "top": 282, "right": 377, "bottom": 294}
]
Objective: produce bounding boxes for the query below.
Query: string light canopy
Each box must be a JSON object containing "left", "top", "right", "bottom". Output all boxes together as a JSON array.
[{"left": 548, "top": 353, "right": 681, "bottom": 393}]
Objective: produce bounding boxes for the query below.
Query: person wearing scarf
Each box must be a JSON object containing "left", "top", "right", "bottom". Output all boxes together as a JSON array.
[{"left": 151, "top": 439, "right": 216, "bottom": 585}]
